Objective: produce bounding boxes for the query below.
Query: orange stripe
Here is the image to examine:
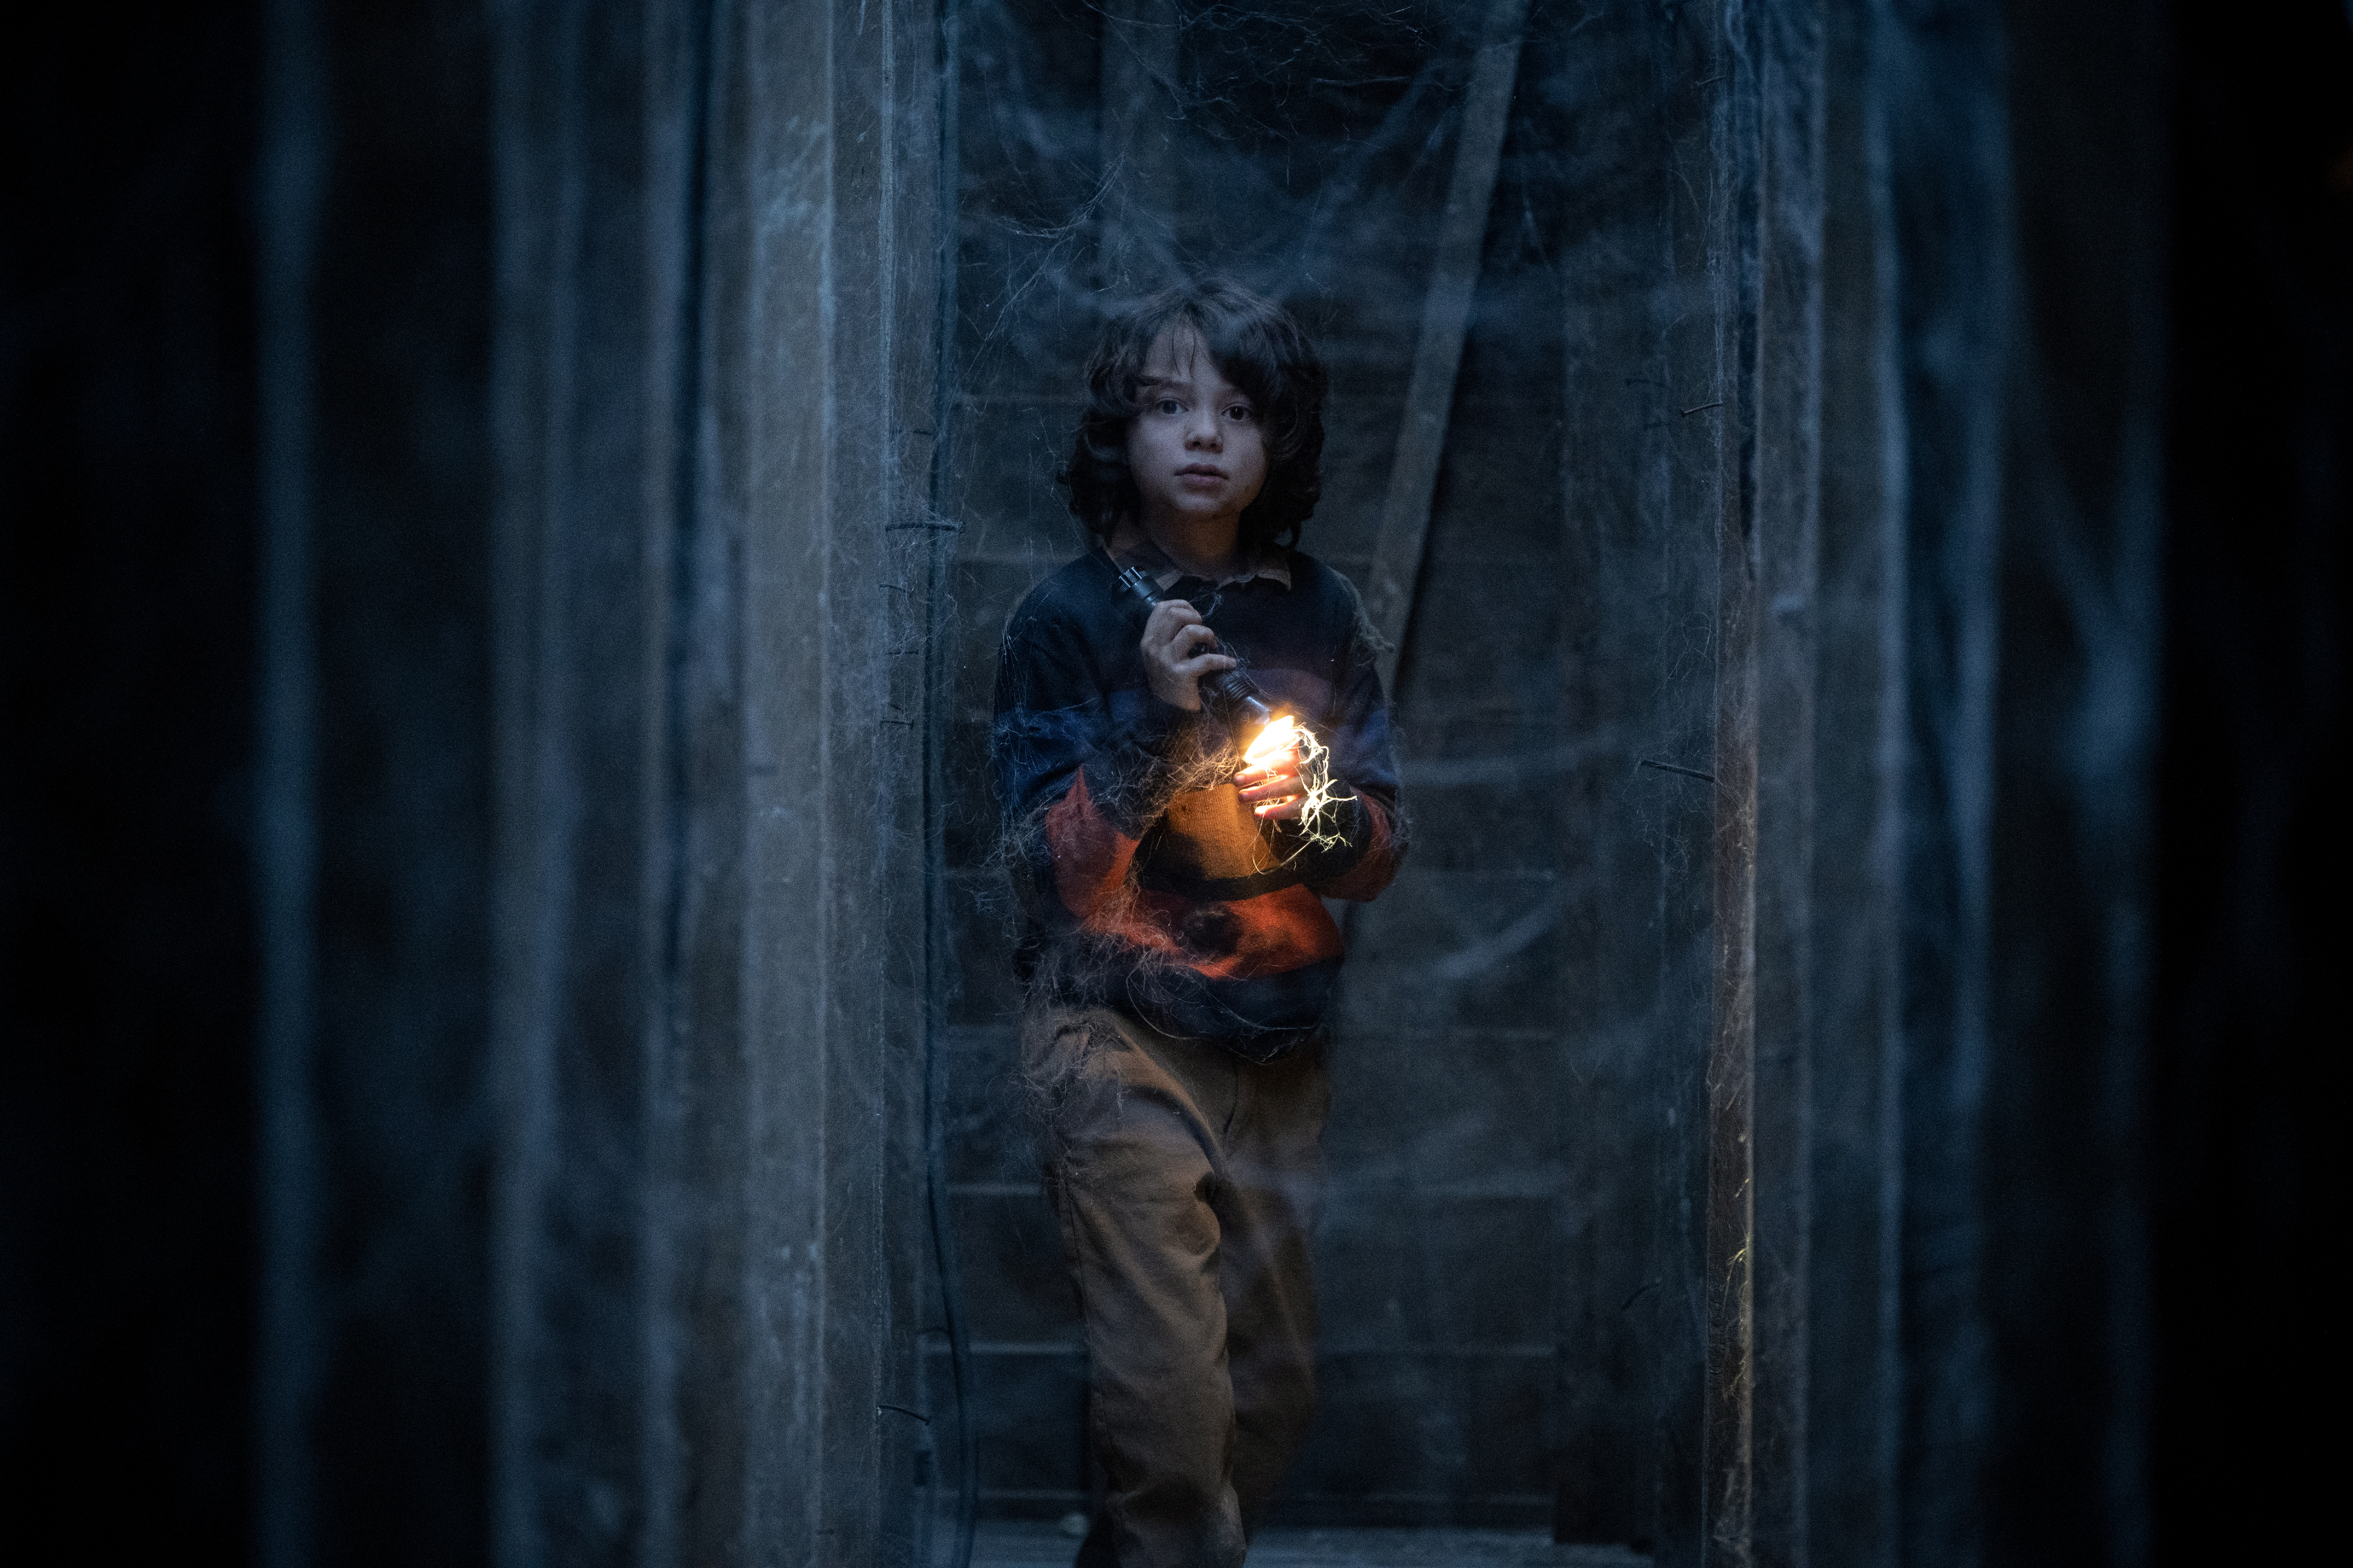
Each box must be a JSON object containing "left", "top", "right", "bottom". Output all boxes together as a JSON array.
[
  {"left": 1046, "top": 769, "right": 1140, "bottom": 918},
  {"left": 1092, "top": 884, "right": 1342, "bottom": 979}
]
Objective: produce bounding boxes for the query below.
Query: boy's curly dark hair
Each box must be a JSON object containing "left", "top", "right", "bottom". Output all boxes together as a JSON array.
[{"left": 1057, "top": 280, "right": 1328, "bottom": 555}]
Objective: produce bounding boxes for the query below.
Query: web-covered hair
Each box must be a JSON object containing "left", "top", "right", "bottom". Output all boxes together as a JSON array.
[{"left": 1057, "top": 280, "right": 1328, "bottom": 554}]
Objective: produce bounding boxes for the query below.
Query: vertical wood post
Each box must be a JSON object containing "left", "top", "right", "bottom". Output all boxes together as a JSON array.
[
  {"left": 1739, "top": 6, "right": 1827, "bottom": 1568},
  {"left": 491, "top": 2, "right": 941, "bottom": 1562}
]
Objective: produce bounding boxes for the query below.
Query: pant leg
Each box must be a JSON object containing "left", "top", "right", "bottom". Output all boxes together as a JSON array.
[
  {"left": 1029, "top": 1006, "right": 1330, "bottom": 1567},
  {"left": 1029, "top": 1008, "right": 1248, "bottom": 1568},
  {"left": 1213, "top": 1040, "right": 1329, "bottom": 1534}
]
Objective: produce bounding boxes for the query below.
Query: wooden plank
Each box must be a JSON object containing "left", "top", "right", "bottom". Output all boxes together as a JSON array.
[{"left": 1361, "top": 0, "right": 1530, "bottom": 697}]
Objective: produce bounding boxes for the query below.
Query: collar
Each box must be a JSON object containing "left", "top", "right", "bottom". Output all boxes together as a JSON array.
[{"left": 1113, "top": 537, "right": 1292, "bottom": 593}]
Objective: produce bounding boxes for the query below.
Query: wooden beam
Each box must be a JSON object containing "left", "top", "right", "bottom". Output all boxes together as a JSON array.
[{"left": 1361, "top": 0, "right": 1529, "bottom": 697}]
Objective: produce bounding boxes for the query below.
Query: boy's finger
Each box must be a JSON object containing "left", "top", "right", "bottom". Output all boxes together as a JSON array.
[{"left": 1144, "top": 602, "right": 1202, "bottom": 640}]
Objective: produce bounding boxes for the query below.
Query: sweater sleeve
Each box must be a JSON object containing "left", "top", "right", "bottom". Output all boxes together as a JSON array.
[{"left": 989, "top": 593, "right": 1205, "bottom": 926}]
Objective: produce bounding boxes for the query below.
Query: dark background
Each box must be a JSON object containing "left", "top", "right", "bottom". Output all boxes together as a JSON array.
[{"left": 3, "top": 2, "right": 2344, "bottom": 1564}]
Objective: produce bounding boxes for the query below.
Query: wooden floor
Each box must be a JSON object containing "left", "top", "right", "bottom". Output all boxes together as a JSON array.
[{"left": 963, "top": 1521, "right": 1651, "bottom": 1567}]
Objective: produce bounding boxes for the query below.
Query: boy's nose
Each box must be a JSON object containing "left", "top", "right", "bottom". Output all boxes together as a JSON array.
[{"left": 1185, "top": 410, "right": 1221, "bottom": 447}]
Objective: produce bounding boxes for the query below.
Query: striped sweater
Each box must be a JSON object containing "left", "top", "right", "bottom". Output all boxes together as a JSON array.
[{"left": 990, "top": 548, "right": 1404, "bottom": 1059}]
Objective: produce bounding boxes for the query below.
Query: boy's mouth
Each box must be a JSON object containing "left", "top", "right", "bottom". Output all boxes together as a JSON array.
[{"left": 1178, "top": 464, "right": 1225, "bottom": 480}]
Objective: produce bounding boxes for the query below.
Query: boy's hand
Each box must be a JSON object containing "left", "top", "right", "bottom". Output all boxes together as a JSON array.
[
  {"left": 1140, "top": 599, "right": 1236, "bottom": 711},
  {"left": 1235, "top": 737, "right": 1305, "bottom": 821}
]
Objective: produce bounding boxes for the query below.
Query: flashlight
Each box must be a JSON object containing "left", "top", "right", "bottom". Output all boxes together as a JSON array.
[{"left": 1113, "top": 562, "right": 1276, "bottom": 735}]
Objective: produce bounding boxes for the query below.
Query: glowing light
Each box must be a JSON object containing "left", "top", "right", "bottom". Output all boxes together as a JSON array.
[
  {"left": 1244, "top": 714, "right": 1303, "bottom": 768},
  {"left": 1240, "top": 713, "right": 1353, "bottom": 856}
]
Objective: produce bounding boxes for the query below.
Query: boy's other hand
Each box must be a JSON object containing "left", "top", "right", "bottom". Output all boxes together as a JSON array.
[
  {"left": 1141, "top": 598, "right": 1236, "bottom": 711},
  {"left": 1235, "top": 742, "right": 1305, "bottom": 821}
]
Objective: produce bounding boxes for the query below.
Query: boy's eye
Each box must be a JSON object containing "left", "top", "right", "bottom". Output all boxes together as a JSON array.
[
  {"left": 1223, "top": 404, "right": 1254, "bottom": 421},
  {"left": 1155, "top": 398, "right": 1183, "bottom": 415}
]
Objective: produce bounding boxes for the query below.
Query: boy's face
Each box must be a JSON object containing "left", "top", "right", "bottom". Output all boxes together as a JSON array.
[{"left": 1124, "top": 326, "right": 1269, "bottom": 548}]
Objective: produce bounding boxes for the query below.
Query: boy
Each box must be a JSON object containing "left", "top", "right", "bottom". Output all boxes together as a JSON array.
[{"left": 991, "top": 280, "right": 1404, "bottom": 1567}]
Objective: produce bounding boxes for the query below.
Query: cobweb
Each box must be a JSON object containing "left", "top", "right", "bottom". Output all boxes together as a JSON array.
[{"left": 920, "top": 0, "right": 1623, "bottom": 1552}]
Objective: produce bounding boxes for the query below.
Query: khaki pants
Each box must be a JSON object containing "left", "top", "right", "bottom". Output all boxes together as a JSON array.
[{"left": 1024, "top": 1006, "right": 1330, "bottom": 1568}]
